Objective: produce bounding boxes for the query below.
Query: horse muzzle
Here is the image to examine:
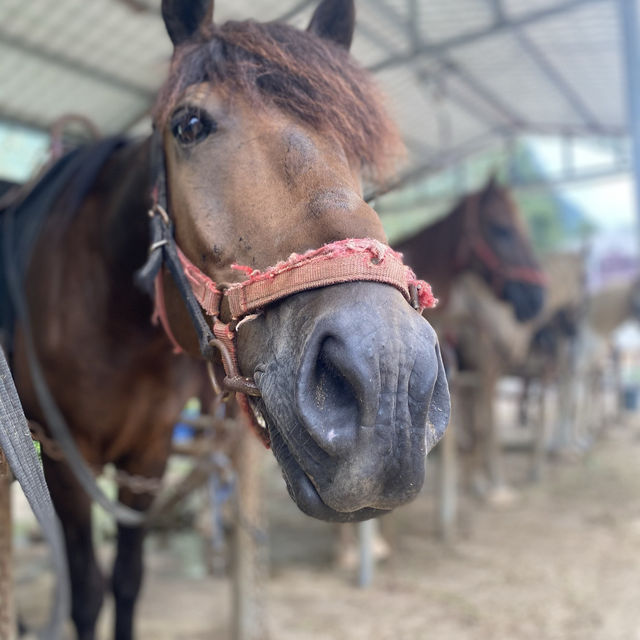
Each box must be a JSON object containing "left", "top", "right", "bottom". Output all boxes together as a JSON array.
[{"left": 238, "top": 282, "right": 450, "bottom": 522}]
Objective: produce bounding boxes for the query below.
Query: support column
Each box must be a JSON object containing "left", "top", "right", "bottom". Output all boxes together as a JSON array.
[{"left": 618, "top": 0, "right": 640, "bottom": 249}]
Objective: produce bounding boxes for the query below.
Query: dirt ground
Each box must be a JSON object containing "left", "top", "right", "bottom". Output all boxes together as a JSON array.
[{"left": 12, "top": 414, "right": 640, "bottom": 640}]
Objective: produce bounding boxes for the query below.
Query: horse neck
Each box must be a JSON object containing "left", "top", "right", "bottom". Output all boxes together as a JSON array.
[{"left": 397, "top": 201, "right": 467, "bottom": 309}]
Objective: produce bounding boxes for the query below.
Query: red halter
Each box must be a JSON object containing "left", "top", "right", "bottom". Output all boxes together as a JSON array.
[
  {"left": 456, "top": 194, "right": 548, "bottom": 293},
  {"left": 152, "top": 235, "right": 437, "bottom": 445}
]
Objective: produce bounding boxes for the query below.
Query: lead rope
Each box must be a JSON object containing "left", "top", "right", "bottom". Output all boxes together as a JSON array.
[{"left": 0, "top": 347, "right": 70, "bottom": 640}]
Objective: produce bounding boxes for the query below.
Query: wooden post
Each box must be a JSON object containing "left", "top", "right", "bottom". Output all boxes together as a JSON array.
[
  {"left": 230, "top": 422, "right": 268, "bottom": 640},
  {"left": 0, "top": 449, "right": 15, "bottom": 640}
]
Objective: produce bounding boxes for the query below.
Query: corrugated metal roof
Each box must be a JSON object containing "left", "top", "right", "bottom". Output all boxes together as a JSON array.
[{"left": 0, "top": 0, "right": 632, "bottom": 182}]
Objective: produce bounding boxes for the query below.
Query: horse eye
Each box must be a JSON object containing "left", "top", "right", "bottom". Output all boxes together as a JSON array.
[
  {"left": 171, "top": 108, "right": 216, "bottom": 146},
  {"left": 489, "top": 222, "right": 512, "bottom": 240}
]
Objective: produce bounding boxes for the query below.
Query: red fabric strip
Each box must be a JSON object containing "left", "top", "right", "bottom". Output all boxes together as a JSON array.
[
  {"left": 177, "top": 247, "right": 223, "bottom": 316},
  {"left": 152, "top": 271, "right": 184, "bottom": 354},
  {"left": 226, "top": 238, "right": 437, "bottom": 318}
]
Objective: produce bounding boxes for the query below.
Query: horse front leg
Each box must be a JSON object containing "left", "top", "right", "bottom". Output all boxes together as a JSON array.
[
  {"left": 42, "top": 454, "right": 105, "bottom": 640},
  {"left": 111, "top": 481, "right": 156, "bottom": 640}
]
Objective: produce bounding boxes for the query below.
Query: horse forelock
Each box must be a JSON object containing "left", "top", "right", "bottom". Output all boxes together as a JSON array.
[{"left": 153, "top": 19, "right": 405, "bottom": 185}]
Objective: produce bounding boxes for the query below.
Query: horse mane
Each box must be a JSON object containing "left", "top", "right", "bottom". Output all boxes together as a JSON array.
[{"left": 153, "top": 19, "right": 405, "bottom": 185}]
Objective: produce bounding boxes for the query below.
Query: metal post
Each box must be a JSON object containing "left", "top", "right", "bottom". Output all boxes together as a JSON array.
[
  {"left": 618, "top": 0, "right": 640, "bottom": 249},
  {"left": 437, "top": 419, "right": 458, "bottom": 542},
  {"left": 357, "top": 520, "right": 375, "bottom": 588}
]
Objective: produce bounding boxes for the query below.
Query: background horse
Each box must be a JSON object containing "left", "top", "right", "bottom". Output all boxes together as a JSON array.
[
  {"left": 395, "top": 176, "right": 545, "bottom": 324},
  {"left": 449, "top": 251, "right": 583, "bottom": 493},
  {"left": 394, "top": 178, "right": 545, "bottom": 499},
  {"left": 2, "top": 1, "right": 449, "bottom": 638}
]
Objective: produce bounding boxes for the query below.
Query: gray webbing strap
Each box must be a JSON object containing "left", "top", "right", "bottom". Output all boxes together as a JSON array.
[
  {"left": 2, "top": 175, "right": 147, "bottom": 527},
  {"left": 0, "top": 347, "right": 69, "bottom": 639}
]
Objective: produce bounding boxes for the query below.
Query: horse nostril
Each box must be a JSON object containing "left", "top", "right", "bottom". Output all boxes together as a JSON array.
[
  {"left": 296, "top": 329, "right": 379, "bottom": 457},
  {"left": 315, "top": 338, "right": 357, "bottom": 419},
  {"left": 298, "top": 335, "right": 357, "bottom": 456}
]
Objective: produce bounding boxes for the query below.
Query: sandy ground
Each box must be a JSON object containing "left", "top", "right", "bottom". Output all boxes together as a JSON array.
[{"left": 12, "top": 415, "right": 640, "bottom": 640}]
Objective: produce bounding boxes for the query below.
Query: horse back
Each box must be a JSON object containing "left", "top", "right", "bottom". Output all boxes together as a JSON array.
[{"left": 0, "top": 139, "right": 128, "bottom": 353}]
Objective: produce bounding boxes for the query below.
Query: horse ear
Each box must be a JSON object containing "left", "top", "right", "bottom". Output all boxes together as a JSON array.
[
  {"left": 162, "top": 0, "right": 214, "bottom": 47},
  {"left": 307, "top": 0, "right": 356, "bottom": 50}
]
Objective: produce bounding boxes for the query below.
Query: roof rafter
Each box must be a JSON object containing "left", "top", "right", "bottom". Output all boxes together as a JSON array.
[
  {"left": 366, "top": 0, "right": 525, "bottom": 131},
  {"left": 487, "top": 0, "right": 506, "bottom": 23},
  {"left": 511, "top": 27, "right": 606, "bottom": 133},
  {"left": 0, "top": 28, "right": 154, "bottom": 100},
  {"left": 370, "top": 0, "right": 608, "bottom": 73},
  {"left": 413, "top": 65, "right": 516, "bottom": 139}
]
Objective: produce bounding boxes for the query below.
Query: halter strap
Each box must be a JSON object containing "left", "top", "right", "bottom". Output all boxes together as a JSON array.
[{"left": 178, "top": 238, "right": 436, "bottom": 319}]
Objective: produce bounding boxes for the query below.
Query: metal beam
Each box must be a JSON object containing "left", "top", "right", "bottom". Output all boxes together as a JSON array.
[
  {"left": 0, "top": 28, "right": 155, "bottom": 100},
  {"left": 366, "top": 128, "right": 507, "bottom": 202},
  {"left": 379, "top": 160, "right": 633, "bottom": 214},
  {"left": 439, "top": 59, "right": 526, "bottom": 129},
  {"left": 364, "top": 0, "right": 532, "bottom": 131},
  {"left": 404, "top": 134, "right": 437, "bottom": 160},
  {"left": 277, "top": 0, "right": 315, "bottom": 23},
  {"left": 370, "top": 0, "right": 608, "bottom": 73},
  {"left": 617, "top": 0, "right": 640, "bottom": 251},
  {"left": 487, "top": 0, "right": 507, "bottom": 23},
  {"left": 413, "top": 65, "right": 513, "bottom": 138},
  {"left": 407, "top": 0, "right": 421, "bottom": 53},
  {"left": 356, "top": 18, "right": 404, "bottom": 57},
  {"left": 0, "top": 112, "right": 49, "bottom": 135},
  {"left": 512, "top": 28, "right": 605, "bottom": 132}
]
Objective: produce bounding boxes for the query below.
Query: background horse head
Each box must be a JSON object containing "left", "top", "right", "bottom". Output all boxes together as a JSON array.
[
  {"left": 395, "top": 175, "right": 546, "bottom": 323},
  {"left": 153, "top": 0, "right": 450, "bottom": 522}
]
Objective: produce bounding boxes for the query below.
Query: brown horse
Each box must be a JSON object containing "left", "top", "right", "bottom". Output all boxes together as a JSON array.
[
  {"left": 394, "top": 178, "right": 545, "bottom": 502},
  {"left": 2, "top": 2, "right": 450, "bottom": 639},
  {"left": 395, "top": 176, "right": 545, "bottom": 325}
]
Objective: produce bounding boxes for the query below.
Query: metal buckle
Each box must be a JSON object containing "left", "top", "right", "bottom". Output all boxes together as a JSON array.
[{"left": 148, "top": 203, "right": 170, "bottom": 225}]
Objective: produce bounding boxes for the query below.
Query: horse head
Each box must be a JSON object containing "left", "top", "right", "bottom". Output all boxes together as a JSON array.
[
  {"left": 459, "top": 176, "right": 546, "bottom": 322},
  {"left": 154, "top": 0, "right": 450, "bottom": 522}
]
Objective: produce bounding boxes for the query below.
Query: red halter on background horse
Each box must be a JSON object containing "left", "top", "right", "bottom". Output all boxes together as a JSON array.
[
  {"left": 396, "top": 176, "right": 546, "bottom": 323},
  {"left": 2, "top": 1, "right": 449, "bottom": 638}
]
